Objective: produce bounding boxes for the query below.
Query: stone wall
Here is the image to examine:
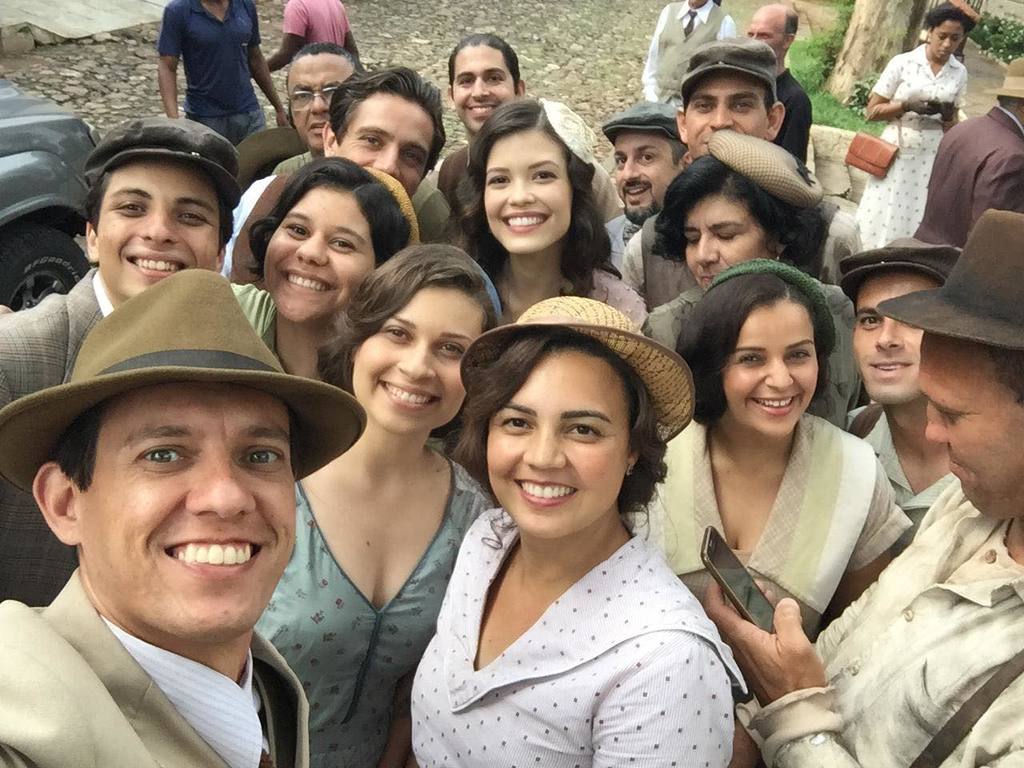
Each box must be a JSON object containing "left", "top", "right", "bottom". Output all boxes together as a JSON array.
[
  {"left": 985, "top": 0, "right": 1024, "bottom": 21},
  {"left": 808, "top": 125, "right": 870, "bottom": 208}
]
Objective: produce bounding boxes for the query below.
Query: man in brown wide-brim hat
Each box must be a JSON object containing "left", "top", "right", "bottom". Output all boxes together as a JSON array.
[
  {"left": 0, "top": 269, "right": 363, "bottom": 767},
  {"left": 916, "top": 57, "right": 1024, "bottom": 247},
  {"left": 706, "top": 209, "right": 1024, "bottom": 766}
]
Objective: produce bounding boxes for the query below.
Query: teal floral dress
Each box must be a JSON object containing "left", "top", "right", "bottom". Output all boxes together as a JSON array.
[{"left": 257, "top": 460, "right": 489, "bottom": 768}]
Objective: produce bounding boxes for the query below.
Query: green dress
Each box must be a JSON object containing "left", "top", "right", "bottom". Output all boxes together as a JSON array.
[{"left": 257, "top": 460, "right": 489, "bottom": 768}]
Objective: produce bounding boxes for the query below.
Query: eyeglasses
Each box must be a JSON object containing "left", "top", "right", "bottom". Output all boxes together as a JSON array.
[{"left": 290, "top": 85, "right": 341, "bottom": 109}]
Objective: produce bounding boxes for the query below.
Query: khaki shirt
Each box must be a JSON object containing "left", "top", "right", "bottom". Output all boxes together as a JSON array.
[{"left": 747, "top": 483, "right": 1024, "bottom": 767}]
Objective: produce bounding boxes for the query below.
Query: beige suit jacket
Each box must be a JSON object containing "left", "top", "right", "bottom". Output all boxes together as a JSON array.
[{"left": 0, "top": 573, "right": 309, "bottom": 768}]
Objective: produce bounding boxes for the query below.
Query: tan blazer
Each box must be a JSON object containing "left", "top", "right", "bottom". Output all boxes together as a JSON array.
[{"left": 0, "top": 573, "right": 309, "bottom": 768}]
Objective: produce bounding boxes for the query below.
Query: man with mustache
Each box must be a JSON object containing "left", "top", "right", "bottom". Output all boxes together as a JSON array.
[
  {"left": 842, "top": 240, "right": 958, "bottom": 553},
  {"left": 0, "top": 118, "right": 240, "bottom": 607}
]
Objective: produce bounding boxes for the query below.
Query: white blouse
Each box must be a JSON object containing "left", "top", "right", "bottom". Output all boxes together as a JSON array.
[{"left": 412, "top": 509, "right": 742, "bottom": 767}]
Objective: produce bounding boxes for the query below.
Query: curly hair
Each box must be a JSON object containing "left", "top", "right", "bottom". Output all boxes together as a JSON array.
[
  {"left": 460, "top": 99, "right": 616, "bottom": 298},
  {"left": 447, "top": 33, "right": 522, "bottom": 88},
  {"left": 655, "top": 155, "right": 827, "bottom": 278},
  {"left": 924, "top": 2, "right": 976, "bottom": 33}
]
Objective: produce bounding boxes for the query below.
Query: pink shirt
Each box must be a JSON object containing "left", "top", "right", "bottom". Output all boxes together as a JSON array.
[{"left": 282, "top": 0, "right": 350, "bottom": 44}]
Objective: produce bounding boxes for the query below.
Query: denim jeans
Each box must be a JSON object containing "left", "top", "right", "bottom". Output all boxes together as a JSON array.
[{"left": 186, "top": 109, "right": 266, "bottom": 145}]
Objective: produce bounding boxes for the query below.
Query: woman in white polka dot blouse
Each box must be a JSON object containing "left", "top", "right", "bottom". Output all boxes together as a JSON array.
[{"left": 411, "top": 296, "right": 743, "bottom": 767}]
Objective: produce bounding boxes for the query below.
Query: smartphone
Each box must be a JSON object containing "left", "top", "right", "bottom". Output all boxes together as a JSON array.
[{"left": 700, "top": 526, "right": 776, "bottom": 631}]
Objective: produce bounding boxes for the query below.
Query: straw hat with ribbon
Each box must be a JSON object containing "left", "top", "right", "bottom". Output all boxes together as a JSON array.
[
  {"left": 0, "top": 270, "right": 365, "bottom": 492},
  {"left": 461, "top": 296, "right": 694, "bottom": 440}
]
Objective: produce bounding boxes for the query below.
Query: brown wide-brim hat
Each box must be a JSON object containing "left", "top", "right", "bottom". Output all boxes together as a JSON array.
[
  {"left": 236, "top": 126, "right": 309, "bottom": 190},
  {"left": 461, "top": 296, "right": 694, "bottom": 441},
  {"left": 879, "top": 210, "right": 1024, "bottom": 350},
  {"left": 987, "top": 57, "right": 1024, "bottom": 99},
  {"left": 839, "top": 238, "right": 960, "bottom": 301},
  {"left": 0, "top": 271, "right": 364, "bottom": 492}
]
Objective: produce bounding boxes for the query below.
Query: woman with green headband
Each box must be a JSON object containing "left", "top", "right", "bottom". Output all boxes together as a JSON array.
[{"left": 654, "top": 260, "right": 910, "bottom": 641}]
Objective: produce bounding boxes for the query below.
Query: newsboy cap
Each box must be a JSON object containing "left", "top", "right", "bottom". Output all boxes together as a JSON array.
[
  {"left": 708, "top": 130, "right": 822, "bottom": 208},
  {"left": 680, "top": 38, "right": 779, "bottom": 105},
  {"left": 85, "top": 117, "right": 241, "bottom": 208},
  {"left": 839, "top": 238, "right": 960, "bottom": 302},
  {"left": 602, "top": 103, "right": 682, "bottom": 144}
]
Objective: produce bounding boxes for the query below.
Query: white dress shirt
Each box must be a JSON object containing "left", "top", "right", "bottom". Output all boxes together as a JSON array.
[
  {"left": 92, "top": 272, "right": 115, "bottom": 318},
  {"left": 643, "top": 2, "right": 738, "bottom": 101},
  {"left": 104, "top": 620, "right": 265, "bottom": 768}
]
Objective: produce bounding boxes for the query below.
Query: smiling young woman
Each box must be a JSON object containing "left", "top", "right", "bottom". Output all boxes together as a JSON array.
[
  {"left": 461, "top": 99, "right": 646, "bottom": 326},
  {"left": 255, "top": 245, "right": 497, "bottom": 768},
  {"left": 654, "top": 260, "right": 910, "bottom": 640},
  {"left": 410, "top": 296, "right": 743, "bottom": 768}
]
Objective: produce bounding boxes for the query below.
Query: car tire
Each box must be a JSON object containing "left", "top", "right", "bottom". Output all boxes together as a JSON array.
[{"left": 0, "top": 223, "right": 90, "bottom": 311}]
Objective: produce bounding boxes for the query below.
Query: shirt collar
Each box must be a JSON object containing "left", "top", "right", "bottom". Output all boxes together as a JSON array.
[
  {"left": 913, "top": 42, "right": 963, "bottom": 76},
  {"left": 103, "top": 620, "right": 265, "bottom": 768},
  {"left": 866, "top": 412, "right": 956, "bottom": 509},
  {"left": 677, "top": 1, "right": 714, "bottom": 22},
  {"left": 996, "top": 106, "right": 1024, "bottom": 138},
  {"left": 92, "top": 272, "right": 116, "bottom": 317}
]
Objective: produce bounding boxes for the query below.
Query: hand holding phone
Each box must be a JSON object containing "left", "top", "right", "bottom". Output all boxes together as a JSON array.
[{"left": 700, "top": 526, "right": 776, "bottom": 631}]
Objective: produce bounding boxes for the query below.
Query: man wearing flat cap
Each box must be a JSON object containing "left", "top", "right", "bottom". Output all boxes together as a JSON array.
[
  {"left": 915, "top": 57, "right": 1024, "bottom": 248},
  {"left": 0, "top": 269, "right": 364, "bottom": 767},
  {"left": 601, "top": 103, "right": 687, "bottom": 280},
  {"left": 842, "top": 239, "right": 959, "bottom": 553},
  {"left": 0, "top": 117, "right": 241, "bottom": 607},
  {"left": 708, "top": 210, "right": 1024, "bottom": 767}
]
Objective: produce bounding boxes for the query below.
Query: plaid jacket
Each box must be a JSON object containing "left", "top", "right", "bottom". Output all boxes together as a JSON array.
[{"left": 0, "top": 270, "right": 100, "bottom": 606}]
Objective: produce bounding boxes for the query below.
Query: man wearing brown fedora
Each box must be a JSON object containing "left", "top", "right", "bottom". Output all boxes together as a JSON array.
[
  {"left": 0, "top": 269, "right": 363, "bottom": 767},
  {"left": 0, "top": 117, "right": 241, "bottom": 608},
  {"left": 707, "top": 210, "right": 1024, "bottom": 767},
  {"left": 915, "top": 57, "right": 1024, "bottom": 247},
  {"left": 841, "top": 239, "right": 960, "bottom": 553}
]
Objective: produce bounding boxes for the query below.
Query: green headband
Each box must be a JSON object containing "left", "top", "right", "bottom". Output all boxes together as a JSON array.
[{"left": 708, "top": 259, "right": 836, "bottom": 355}]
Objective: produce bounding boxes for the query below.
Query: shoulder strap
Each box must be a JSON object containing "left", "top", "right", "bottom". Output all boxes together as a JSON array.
[
  {"left": 847, "top": 402, "right": 884, "bottom": 439},
  {"left": 231, "top": 174, "right": 293, "bottom": 286},
  {"left": 910, "top": 648, "right": 1024, "bottom": 768}
]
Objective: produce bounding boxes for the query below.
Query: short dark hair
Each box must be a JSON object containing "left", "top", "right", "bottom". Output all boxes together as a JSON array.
[
  {"left": 327, "top": 67, "right": 446, "bottom": 175},
  {"left": 291, "top": 41, "right": 358, "bottom": 69},
  {"left": 248, "top": 157, "right": 410, "bottom": 278},
  {"left": 84, "top": 160, "right": 234, "bottom": 248},
  {"left": 784, "top": 8, "right": 799, "bottom": 35},
  {"left": 924, "top": 2, "right": 975, "bottom": 33},
  {"left": 986, "top": 345, "right": 1024, "bottom": 405},
  {"left": 655, "top": 155, "right": 827, "bottom": 277},
  {"left": 679, "top": 273, "right": 831, "bottom": 424},
  {"left": 461, "top": 99, "right": 616, "bottom": 297},
  {"left": 454, "top": 329, "right": 666, "bottom": 522},
  {"left": 447, "top": 33, "right": 523, "bottom": 88},
  {"left": 319, "top": 243, "right": 498, "bottom": 393}
]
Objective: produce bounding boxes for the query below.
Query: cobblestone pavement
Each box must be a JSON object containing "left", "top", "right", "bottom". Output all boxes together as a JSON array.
[{"left": 0, "top": 0, "right": 700, "bottom": 157}]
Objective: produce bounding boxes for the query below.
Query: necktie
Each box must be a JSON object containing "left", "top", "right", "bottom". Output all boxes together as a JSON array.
[
  {"left": 684, "top": 10, "right": 698, "bottom": 37},
  {"left": 259, "top": 751, "right": 276, "bottom": 768}
]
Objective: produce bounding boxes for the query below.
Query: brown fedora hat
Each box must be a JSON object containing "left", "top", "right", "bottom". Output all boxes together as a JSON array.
[
  {"left": 236, "top": 126, "right": 309, "bottom": 190},
  {"left": 987, "top": 57, "right": 1024, "bottom": 100},
  {"left": 0, "top": 271, "right": 364, "bottom": 492},
  {"left": 879, "top": 210, "right": 1024, "bottom": 350}
]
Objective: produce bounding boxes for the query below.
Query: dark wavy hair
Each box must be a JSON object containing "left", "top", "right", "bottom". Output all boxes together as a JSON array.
[
  {"left": 247, "top": 158, "right": 410, "bottom": 279},
  {"left": 447, "top": 33, "right": 522, "bottom": 88},
  {"left": 454, "top": 329, "right": 666, "bottom": 528},
  {"left": 460, "top": 99, "right": 616, "bottom": 297},
  {"left": 924, "top": 2, "right": 976, "bottom": 33},
  {"left": 327, "top": 66, "right": 446, "bottom": 175},
  {"left": 678, "top": 273, "right": 831, "bottom": 425},
  {"left": 655, "top": 155, "right": 827, "bottom": 277}
]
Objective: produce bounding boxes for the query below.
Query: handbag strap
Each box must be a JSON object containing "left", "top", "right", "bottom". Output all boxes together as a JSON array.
[{"left": 909, "top": 647, "right": 1024, "bottom": 768}]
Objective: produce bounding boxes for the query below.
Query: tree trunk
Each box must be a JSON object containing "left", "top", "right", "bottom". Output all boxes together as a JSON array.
[{"left": 827, "top": 0, "right": 930, "bottom": 102}]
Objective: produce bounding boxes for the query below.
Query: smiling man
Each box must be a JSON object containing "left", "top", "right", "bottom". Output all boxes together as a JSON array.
[
  {"left": 842, "top": 239, "right": 959, "bottom": 552},
  {"left": 0, "top": 269, "right": 362, "bottom": 767},
  {"left": 0, "top": 118, "right": 240, "bottom": 607}
]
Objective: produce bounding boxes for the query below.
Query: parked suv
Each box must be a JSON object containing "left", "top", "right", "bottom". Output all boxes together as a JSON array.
[{"left": 0, "top": 79, "right": 94, "bottom": 310}]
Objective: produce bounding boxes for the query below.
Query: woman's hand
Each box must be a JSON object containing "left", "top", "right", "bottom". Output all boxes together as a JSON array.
[{"left": 704, "top": 581, "right": 827, "bottom": 705}]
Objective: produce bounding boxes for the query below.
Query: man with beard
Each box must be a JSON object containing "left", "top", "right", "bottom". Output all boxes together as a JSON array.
[
  {"left": 842, "top": 239, "right": 959, "bottom": 553},
  {"left": 601, "top": 103, "right": 686, "bottom": 276}
]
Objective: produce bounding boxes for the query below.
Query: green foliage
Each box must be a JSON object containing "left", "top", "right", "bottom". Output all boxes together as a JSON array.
[
  {"left": 848, "top": 73, "right": 879, "bottom": 111},
  {"left": 970, "top": 15, "right": 1024, "bottom": 63}
]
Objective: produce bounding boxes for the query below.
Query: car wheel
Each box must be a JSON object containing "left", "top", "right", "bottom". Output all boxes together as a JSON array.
[{"left": 0, "top": 223, "right": 91, "bottom": 311}]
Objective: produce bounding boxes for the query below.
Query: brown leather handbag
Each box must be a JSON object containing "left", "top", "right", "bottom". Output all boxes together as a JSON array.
[{"left": 845, "top": 132, "right": 899, "bottom": 178}]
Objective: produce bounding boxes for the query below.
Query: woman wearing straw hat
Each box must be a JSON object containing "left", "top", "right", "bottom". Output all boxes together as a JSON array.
[
  {"left": 460, "top": 99, "right": 647, "bottom": 326},
  {"left": 256, "top": 245, "right": 496, "bottom": 768},
  {"left": 411, "top": 296, "right": 742, "bottom": 767},
  {"left": 234, "top": 157, "right": 413, "bottom": 378},
  {"left": 655, "top": 260, "right": 909, "bottom": 640},
  {"left": 645, "top": 130, "right": 859, "bottom": 428}
]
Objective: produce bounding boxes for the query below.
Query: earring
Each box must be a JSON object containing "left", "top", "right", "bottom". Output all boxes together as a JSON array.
[{"left": 626, "top": 463, "right": 635, "bottom": 476}]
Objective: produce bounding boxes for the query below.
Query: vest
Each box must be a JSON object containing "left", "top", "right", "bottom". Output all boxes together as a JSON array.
[
  {"left": 654, "top": 2, "right": 726, "bottom": 103},
  {"left": 639, "top": 214, "right": 699, "bottom": 309}
]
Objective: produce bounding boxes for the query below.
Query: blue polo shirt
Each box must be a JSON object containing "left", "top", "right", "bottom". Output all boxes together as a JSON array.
[{"left": 158, "top": 0, "right": 261, "bottom": 117}]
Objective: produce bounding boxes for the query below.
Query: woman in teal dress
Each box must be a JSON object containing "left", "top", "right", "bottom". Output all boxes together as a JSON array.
[{"left": 257, "top": 244, "right": 497, "bottom": 768}]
